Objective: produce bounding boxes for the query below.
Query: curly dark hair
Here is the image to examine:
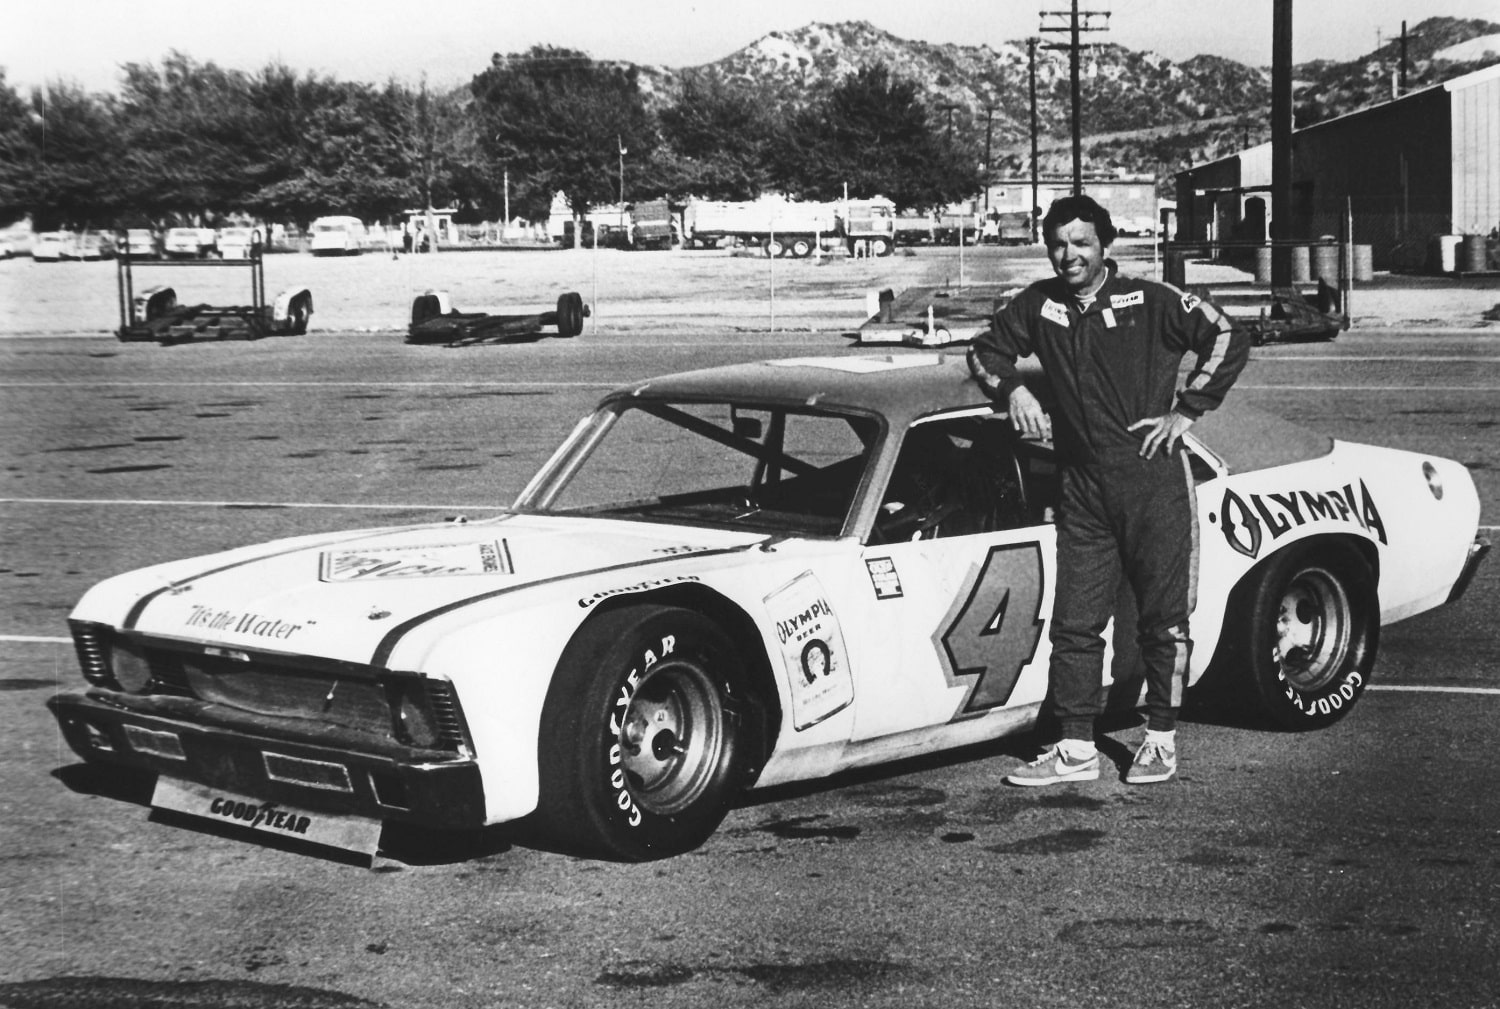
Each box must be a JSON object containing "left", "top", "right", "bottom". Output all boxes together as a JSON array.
[{"left": 1042, "top": 195, "right": 1117, "bottom": 247}]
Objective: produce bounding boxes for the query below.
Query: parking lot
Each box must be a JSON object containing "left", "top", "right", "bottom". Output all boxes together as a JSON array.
[{"left": 2, "top": 245, "right": 1498, "bottom": 1009}]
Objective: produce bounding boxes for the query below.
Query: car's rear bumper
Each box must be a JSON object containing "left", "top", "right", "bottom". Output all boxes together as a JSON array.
[
  {"left": 48, "top": 691, "right": 485, "bottom": 828},
  {"left": 1447, "top": 537, "right": 1491, "bottom": 604}
]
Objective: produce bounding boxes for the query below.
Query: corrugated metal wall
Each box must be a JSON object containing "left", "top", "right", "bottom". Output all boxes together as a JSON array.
[{"left": 1449, "top": 68, "right": 1500, "bottom": 236}]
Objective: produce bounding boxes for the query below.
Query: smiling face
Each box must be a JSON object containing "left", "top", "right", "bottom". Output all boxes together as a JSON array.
[{"left": 1045, "top": 218, "right": 1109, "bottom": 295}]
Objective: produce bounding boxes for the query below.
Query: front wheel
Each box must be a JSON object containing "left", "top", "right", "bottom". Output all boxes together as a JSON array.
[
  {"left": 533, "top": 605, "right": 758, "bottom": 860},
  {"left": 287, "top": 293, "right": 312, "bottom": 335},
  {"left": 1229, "top": 541, "right": 1379, "bottom": 730}
]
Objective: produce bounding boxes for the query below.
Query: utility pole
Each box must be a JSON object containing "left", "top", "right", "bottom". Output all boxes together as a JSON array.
[
  {"left": 1270, "top": 0, "right": 1293, "bottom": 285},
  {"left": 1398, "top": 20, "right": 1421, "bottom": 95},
  {"left": 617, "top": 135, "right": 626, "bottom": 205},
  {"left": 983, "top": 106, "right": 995, "bottom": 214},
  {"left": 1028, "top": 37, "right": 1041, "bottom": 242},
  {"left": 1040, "top": 1, "right": 1110, "bottom": 195}
]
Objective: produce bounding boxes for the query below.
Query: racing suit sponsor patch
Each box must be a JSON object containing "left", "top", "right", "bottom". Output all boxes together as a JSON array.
[
  {"left": 1040, "top": 298, "right": 1071, "bottom": 328},
  {"left": 1110, "top": 290, "right": 1145, "bottom": 309}
]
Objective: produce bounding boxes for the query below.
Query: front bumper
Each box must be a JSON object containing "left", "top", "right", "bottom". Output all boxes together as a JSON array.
[{"left": 48, "top": 690, "right": 485, "bottom": 828}]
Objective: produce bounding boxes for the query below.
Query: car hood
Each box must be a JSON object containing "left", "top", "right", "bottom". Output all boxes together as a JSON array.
[{"left": 101, "top": 514, "right": 765, "bottom": 663}]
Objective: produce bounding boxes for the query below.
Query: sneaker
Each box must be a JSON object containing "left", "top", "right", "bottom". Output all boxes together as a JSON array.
[
  {"left": 1004, "top": 745, "right": 1101, "bottom": 787},
  {"left": 1126, "top": 740, "right": 1178, "bottom": 784}
]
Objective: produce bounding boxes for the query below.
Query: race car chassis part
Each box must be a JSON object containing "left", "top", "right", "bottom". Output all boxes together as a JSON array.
[
  {"left": 407, "top": 291, "right": 588, "bottom": 345},
  {"left": 115, "top": 236, "right": 312, "bottom": 343},
  {"left": 1184, "top": 280, "right": 1348, "bottom": 346}
]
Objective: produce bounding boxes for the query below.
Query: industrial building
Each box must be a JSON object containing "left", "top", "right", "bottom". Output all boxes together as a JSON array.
[{"left": 1173, "top": 63, "right": 1500, "bottom": 273}]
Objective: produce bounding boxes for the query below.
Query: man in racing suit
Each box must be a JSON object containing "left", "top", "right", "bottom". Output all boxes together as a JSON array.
[{"left": 968, "top": 195, "right": 1249, "bottom": 785}]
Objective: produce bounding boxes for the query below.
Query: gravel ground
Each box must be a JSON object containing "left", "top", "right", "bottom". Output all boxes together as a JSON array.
[{"left": 1, "top": 242, "right": 1494, "bottom": 338}]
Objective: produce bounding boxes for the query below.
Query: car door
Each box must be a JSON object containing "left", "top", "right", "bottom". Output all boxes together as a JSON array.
[{"left": 849, "top": 412, "right": 1059, "bottom": 743}]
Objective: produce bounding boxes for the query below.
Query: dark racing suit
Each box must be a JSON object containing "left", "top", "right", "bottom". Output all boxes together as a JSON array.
[{"left": 969, "top": 263, "right": 1249, "bottom": 739}]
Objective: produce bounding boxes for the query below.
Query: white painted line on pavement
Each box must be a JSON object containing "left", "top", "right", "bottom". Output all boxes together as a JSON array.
[
  {"left": 3, "top": 635, "right": 69, "bottom": 644},
  {"left": 1370, "top": 685, "right": 1500, "bottom": 696},
  {"left": 0, "top": 497, "right": 509, "bottom": 510},
  {"left": 0, "top": 380, "right": 613, "bottom": 389},
  {"left": 1235, "top": 384, "right": 1497, "bottom": 392}
]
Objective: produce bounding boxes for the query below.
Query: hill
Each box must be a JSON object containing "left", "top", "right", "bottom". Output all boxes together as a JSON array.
[{"left": 633, "top": 16, "right": 1499, "bottom": 191}]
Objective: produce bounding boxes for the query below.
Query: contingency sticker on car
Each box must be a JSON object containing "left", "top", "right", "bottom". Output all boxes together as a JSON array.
[
  {"left": 318, "top": 540, "right": 514, "bottom": 581},
  {"left": 151, "top": 777, "right": 382, "bottom": 856},
  {"left": 764, "top": 571, "right": 854, "bottom": 730}
]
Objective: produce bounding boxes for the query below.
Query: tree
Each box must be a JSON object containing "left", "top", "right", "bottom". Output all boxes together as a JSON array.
[
  {"left": 776, "top": 63, "right": 983, "bottom": 211},
  {"left": 16, "top": 81, "right": 125, "bottom": 229},
  {"left": 0, "top": 70, "right": 34, "bottom": 225},
  {"left": 469, "top": 47, "right": 655, "bottom": 224},
  {"left": 650, "top": 71, "right": 780, "bottom": 200}
]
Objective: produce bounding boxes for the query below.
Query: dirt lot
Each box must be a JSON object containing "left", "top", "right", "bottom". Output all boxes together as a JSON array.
[{"left": 0, "top": 245, "right": 1055, "bottom": 338}]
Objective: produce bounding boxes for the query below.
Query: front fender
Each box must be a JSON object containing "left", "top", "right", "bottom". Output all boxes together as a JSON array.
[{"left": 271, "top": 286, "right": 313, "bottom": 326}]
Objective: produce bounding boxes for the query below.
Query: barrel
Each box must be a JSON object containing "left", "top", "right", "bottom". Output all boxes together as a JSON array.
[
  {"left": 1253, "top": 246, "right": 1273, "bottom": 284},
  {"left": 1312, "top": 243, "right": 1340, "bottom": 283},
  {"left": 1462, "top": 234, "right": 1489, "bottom": 273},
  {"left": 1290, "top": 245, "right": 1311, "bottom": 283},
  {"left": 1352, "top": 244, "right": 1374, "bottom": 282},
  {"left": 1434, "top": 235, "right": 1463, "bottom": 273}
]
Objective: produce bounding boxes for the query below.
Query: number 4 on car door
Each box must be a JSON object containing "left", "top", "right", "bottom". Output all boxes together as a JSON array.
[{"left": 938, "top": 542, "right": 1047, "bottom": 714}]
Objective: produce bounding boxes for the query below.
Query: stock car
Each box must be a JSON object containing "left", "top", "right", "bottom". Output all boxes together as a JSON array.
[{"left": 48, "top": 355, "right": 1489, "bottom": 861}]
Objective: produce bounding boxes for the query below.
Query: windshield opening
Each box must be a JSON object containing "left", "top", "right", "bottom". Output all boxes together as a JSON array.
[{"left": 516, "top": 400, "right": 879, "bottom": 537}]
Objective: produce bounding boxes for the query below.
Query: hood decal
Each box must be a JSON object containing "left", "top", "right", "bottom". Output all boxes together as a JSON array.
[
  {"left": 124, "top": 526, "right": 413, "bottom": 630},
  {"left": 319, "top": 540, "right": 514, "bottom": 581}
]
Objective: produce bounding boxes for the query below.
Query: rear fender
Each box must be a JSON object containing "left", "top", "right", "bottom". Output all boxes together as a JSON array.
[{"left": 423, "top": 290, "right": 454, "bottom": 315}]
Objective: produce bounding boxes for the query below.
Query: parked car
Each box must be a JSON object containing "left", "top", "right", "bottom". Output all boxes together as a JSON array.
[
  {"left": 31, "top": 232, "right": 69, "bottom": 262},
  {"left": 309, "top": 215, "right": 366, "bottom": 256},
  {"left": 164, "top": 227, "right": 217, "bottom": 259},
  {"left": 216, "top": 226, "right": 261, "bottom": 260},
  {"left": 46, "top": 355, "right": 1489, "bottom": 861},
  {"left": 121, "top": 229, "right": 161, "bottom": 260}
]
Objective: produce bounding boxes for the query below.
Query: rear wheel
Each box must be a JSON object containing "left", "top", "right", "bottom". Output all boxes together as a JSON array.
[
  {"left": 1229, "top": 542, "right": 1378, "bottom": 730},
  {"left": 410, "top": 293, "right": 443, "bottom": 327},
  {"left": 762, "top": 237, "right": 786, "bottom": 258},
  {"left": 532, "top": 605, "right": 758, "bottom": 861},
  {"left": 555, "top": 292, "right": 585, "bottom": 337},
  {"left": 789, "top": 237, "right": 813, "bottom": 258},
  {"left": 870, "top": 237, "right": 893, "bottom": 257}
]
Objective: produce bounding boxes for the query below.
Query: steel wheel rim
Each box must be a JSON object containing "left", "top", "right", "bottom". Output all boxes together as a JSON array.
[
  {"left": 1273, "top": 567, "right": 1352, "bottom": 691},
  {"left": 616, "top": 661, "right": 725, "bottom": 816}
]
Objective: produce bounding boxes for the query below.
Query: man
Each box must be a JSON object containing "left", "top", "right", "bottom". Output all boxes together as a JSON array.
[{"left": 968, "top": 195, "right": 1249, "bottom": 785}]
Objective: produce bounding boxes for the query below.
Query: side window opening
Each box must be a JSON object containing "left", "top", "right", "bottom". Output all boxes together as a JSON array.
[{"left": 872, "top": 417, "right": 1045, "bottom": 542}]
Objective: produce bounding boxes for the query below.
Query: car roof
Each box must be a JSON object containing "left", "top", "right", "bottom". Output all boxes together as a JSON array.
[{"left": 610, "top": 353, "right": 1332, "bottom": 474}]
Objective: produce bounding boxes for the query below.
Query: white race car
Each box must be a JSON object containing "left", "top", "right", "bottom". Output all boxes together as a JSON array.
[{"left": 48, "top": 355, "right": 1489, "bottom": 861}]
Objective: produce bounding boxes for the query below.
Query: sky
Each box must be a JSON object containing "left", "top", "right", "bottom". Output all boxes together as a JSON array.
[{"left": 4, "top": 0, "right": 1499, "bottom": 95}]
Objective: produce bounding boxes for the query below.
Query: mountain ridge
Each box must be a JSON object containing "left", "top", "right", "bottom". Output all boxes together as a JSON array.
[{"left": 629, "top": 16, "right": 1499, "bottom": 187}]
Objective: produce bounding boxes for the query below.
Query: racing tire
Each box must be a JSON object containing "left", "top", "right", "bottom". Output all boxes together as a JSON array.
[
  {"left": 287, "top": 293, "right": 312, "bottom": 335},
  {"left": 144, "top": 288, "right": 177, "bottom": 322},
  {"left": 410, "top": 294, "right": 443, "bottom": 327},
  {"left": 533, "top": 604, "right": 757, "bottom": 861},
  {"left": 555, "top": 292, "right": 585, "bottom": 338},
  {"left": 1227, "top": 541, "right": 1378, "bottom": 731}
]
